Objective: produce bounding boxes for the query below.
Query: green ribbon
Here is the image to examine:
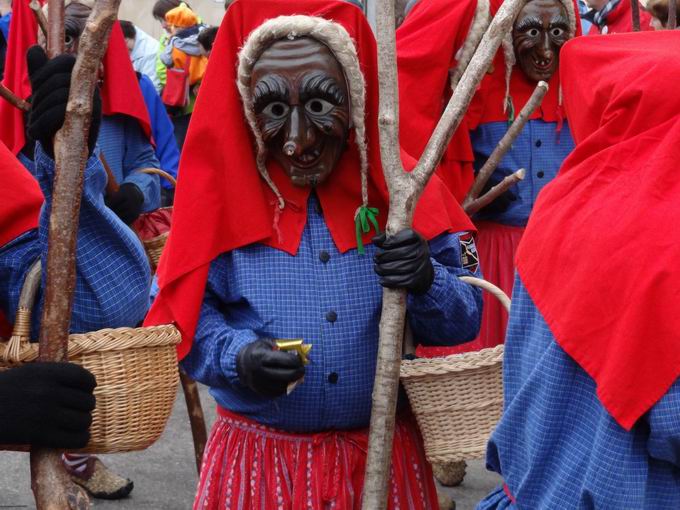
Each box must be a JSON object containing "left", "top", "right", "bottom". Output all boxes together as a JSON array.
[{"left": 354, "top": 206, "right": 380, "bottom": 255}]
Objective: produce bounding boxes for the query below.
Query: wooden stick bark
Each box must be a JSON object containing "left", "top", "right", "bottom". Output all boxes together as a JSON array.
[
  {"left": 0, "top": 83, "right": 31, "bottom": 112},
  {"left": 362, "top": 0, "right": 527, "bottom": 508},
  {"left": 631, "top": 0, "right": 641, "bottom": 31},
  {"left": 179, "top": 371, "right": 208, "bottom": 474},
  {"left": 462, "top": 81, "right": 548, "bottom": 213},
  {"left": 669, "top": 0, "right": 677, "bottom": 29},
  {"left": 30, "top": 0, "right": 49, "bottom": 39},
  {"left": 30, "top": 1, "right": 122, "bottom": 509},
  {"left": 465, "top": 168, "right": 526, "bottom": 215}
]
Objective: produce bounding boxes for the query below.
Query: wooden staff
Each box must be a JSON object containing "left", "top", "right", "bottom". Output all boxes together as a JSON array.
[
  {"left": 0, "top": 83, "right": 31, "bottom": 112},
  {"left": 462, "top": 81, "right": 548, "bottom": 214},
  {"left": 631, "top": 0, "right": 641, "bottom": 31},
  {"left": 179, "top": 370, "right": 208, "bottom": 474},
  {"left": 669, "top": 0, "right": 677, "bottom": 29},
  {"left": 29, "top": 1, "right": 122, "bottom": 509},
  {"left": 465, "top": 168, "right": 526, "bottom": 215},
  {"left": 362, "top": 0, "right": 528, "bottom": 507},
  {"left": 30, "top": 0, "right": 49, "bottom": 38}
]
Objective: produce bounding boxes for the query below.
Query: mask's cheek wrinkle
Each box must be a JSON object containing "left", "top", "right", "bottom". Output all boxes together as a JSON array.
[{"left": 258, "top": 116, "right": 286, "bottom": 142}]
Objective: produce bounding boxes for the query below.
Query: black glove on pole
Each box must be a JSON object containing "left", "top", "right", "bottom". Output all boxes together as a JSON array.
[
  {"left": 105, "top": 182, "right": 145, "bottom": 225},
  {"left": 373, "top": 228, "right": 435, "bottom": 296},
  {"left": 26, "top": 45, "right": 102, "bottom": 158},
  {"left": 0, "top": 362, "right": 96, "bottom": 449},
  {"left": 236, "top": 339, "right": 306, "bottom": 398}
]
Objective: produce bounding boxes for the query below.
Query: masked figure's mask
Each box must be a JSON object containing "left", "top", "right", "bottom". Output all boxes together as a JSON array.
[
  {"left": 250, "top": 37, "right": 351, "bottom": 187},
  {"left": 512, "top": 0, "right": 570, "bottom": 82}
]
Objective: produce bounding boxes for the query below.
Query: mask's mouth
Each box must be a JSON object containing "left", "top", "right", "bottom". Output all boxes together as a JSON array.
[
  {"left": 288, "top": 141, "right": 325, "bottom": 170},
  {"left": 531, "top": 55, "right": 554, "bottom": 73}
]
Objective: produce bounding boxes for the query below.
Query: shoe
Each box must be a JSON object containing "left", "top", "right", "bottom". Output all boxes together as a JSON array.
[
  {"left": 433, "top": 460, "right": 467, "bottom": 487},
  {"left": 66, "top": 456, "right": 134, "bottom": 500},
  {"left": 437, "top": 490, "right": 456, "bottom": 510}
]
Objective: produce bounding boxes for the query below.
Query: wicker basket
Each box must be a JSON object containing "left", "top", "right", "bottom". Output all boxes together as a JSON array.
[
  {"left": 0, "top": 261, "right": 180, "bottom": 453},
  {"left": 400, "top": 276, "right": 508, "bottom": 465},
  {"left": 137, "top": 168, "right": 176, "bottom": 271}
]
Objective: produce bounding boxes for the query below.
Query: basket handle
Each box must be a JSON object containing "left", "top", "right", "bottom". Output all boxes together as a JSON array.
[
  {"left": 458, "top": 276, "right": 511, "bottom": 312},
  {"left": 137, "top": 168, "right": 177, "bottom": 189},
  {"left": 4, "top": 260, "right": 42, "bottom": 363}
]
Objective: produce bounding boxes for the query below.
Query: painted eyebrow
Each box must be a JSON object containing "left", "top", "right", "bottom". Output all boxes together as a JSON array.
[
  {"left": 299, "top": 73, "right": 346, "bottom": 105},
  {"left": 550, "top": 15, "right": 570, "bottom": 27},
  {"left": 252, "top": 75, "right": 289, "bottom": 105},
  {"left": 515, "top": 17, "right": 544, "bottom": 30}
]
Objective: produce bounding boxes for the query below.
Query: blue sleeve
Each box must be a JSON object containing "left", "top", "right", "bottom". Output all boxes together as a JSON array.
[
  {"left": 406, "top": 232, "right": 483, "bottom": 345},
  {"left": 138, "top": 74, "right": 180, "bottom": 187},
  {"left": 180, "top": 259, "right": 258, "bottom": 388},
  {"left": 0, "top": 12, "right": 10, "bottom": 41},
  {"left": 17, "top": 144, "right": 153, "bottom": 333},
  {"left": 119, "top": 116, "right": 161, "bottom": 212},
  {"left": 645, "top": 378, "right": 680, "bottom": 467}
]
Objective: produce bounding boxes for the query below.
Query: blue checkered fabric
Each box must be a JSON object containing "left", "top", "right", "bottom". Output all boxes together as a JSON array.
[
  {"left": 0, "top": 145, "right": 152, "bottom": 336},
  {"left": 181, "top": 195, "right": 483, "bottom": 432},
  {"left": 471, "top": 120, "right": 574, "bottom": 226},
  {"left": 98, "top": 114, "right": 161, "bottom": 212},
  {"left": 477, "top": 276, "right": 680, "bottom": 509}
]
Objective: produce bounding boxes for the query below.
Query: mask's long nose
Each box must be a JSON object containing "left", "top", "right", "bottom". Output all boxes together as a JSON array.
[{"left": 282, "top": 106, "right": 314, "bottom": 157}]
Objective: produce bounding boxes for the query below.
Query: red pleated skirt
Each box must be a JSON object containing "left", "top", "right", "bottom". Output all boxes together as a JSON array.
[
  {"left": 418, "top": 220, "right": 524, "bottom": 357},
  {"left": 194, "top": 407, "right": 440, "bottom": 510}
]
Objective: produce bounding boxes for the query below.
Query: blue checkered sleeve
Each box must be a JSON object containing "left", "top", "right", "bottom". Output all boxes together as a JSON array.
[{"left": 0, "top": 145, "right": 152, "bottom": 335}]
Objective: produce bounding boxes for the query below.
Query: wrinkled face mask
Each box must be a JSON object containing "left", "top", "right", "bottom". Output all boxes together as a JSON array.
[
  {"left": 512, "top": 0, "right": 570, "bottom": 82},
  {"left": 250, "top": 37, "right": 351, "bottom": 188}
]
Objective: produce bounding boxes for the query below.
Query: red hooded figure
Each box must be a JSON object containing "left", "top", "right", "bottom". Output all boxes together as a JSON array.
[{"left": 145, "top": 1, "right": 484, "bottom": 508}]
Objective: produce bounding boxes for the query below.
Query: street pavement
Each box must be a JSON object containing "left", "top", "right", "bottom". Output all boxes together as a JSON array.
[{"left": 0, "top": 385, "right": 500, "bottom": 510}]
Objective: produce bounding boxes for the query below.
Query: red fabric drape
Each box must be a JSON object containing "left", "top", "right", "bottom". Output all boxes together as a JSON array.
[
  {"left": 587, "top": 0, "right": 653, "bottom": 34},
  {"left": 516, "top": 31, "right": 680, "bottom": 430},
  {"left": 145, "top": 0, "right": 474, "bottom": 359}
]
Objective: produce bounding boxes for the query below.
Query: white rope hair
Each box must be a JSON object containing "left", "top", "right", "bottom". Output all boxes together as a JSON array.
[
  {"left": 450, "top": 0, "right": 491, "bottom": 91},
  {"left": 502, "top": 0, "right": 577, "bottom": 114},
  {"left": 237, "top": 15, "right": 369, "bottom": 213}
]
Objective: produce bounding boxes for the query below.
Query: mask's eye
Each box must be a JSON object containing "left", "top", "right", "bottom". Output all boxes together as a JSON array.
[
  {"left": 305, "top": 98, "right": 335, "bottom": 116},
  {"left": 527, "top": 28, "right": 540, "bottom": 37},
  {"left": 65, "top": 34, "right": 75, "bottom": 48},
  {"left": 551, "top": 27, "right": 565, "bottom": 37},
  {"left": 262, "top": 102, "right": 290, "bottom": 120}
]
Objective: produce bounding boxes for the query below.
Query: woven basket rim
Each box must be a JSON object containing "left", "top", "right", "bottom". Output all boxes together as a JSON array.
[{"left": 400, "top": 344, "right": 504, "bottom": 378}]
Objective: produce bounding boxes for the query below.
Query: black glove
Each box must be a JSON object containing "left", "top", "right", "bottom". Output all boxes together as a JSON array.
[
  {"left": 105, "top": 183, "right": 145, "bottom": 225},
  {"left": 236, "top": 339, "right": 305, "bottom": 398},
  {"left": 373, "top": 228, "right": 434, "bottom": 296},
  {"left": 26, "top": 45, "right": 102, "bottom": 158},
  {"left": 476, "top": 174, "right": 517, "bottom": 216},
  {"left": 0, "top": 362, "right": 96, "bottom": 449}
]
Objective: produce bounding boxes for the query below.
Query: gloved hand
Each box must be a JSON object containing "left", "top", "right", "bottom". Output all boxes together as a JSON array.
[
  {"left": 26, "top": 45, "right": 102, "bottom": 158},
  {"left": 105, "top": 183, "right": 145, "bottom": 225},
  {"left": 236, "top": 339, "right": 305, "bottom": 398},
  {"left": 373, "top": 228, "right": 434, "bottom": 296},
  {"left": 476, "top": 174, "right": 517, "bottom": 216},
  {"left": 0, "top": 362, "right": 96, "bottom": 449}
]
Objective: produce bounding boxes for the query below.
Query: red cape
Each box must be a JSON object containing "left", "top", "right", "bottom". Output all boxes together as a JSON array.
[
  {"left": 467, "top": 0, "right": 582, "bottom": 129},
  {"left": 0, "top": 5, "right": 151, "bottom": 154},
  {"left": 587, "top": 0, "right": 652, "bottom": 34},
  {"left": 396, "top": 0, "right": 479, "bottom": 201},
  {"left": 516, "top": 31, "right": 680, "bottom": 430},
  {"left": 145, "top": 0, "right": 474, "bottom": 359},
  {"left": 0, "top": 142, "right": 42, "bottom": 336}
]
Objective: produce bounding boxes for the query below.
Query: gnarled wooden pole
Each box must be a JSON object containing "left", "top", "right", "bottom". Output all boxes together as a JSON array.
[
  {"left": 362, "top": 0, "right": 527, "bottom": 507},
  {"left": 29, "top": 1, "right": 122, "bottom": 509},
  {"left": 669, "top": 0, "right": 677, "bottom": 29},
  {"left": 631, "top": 0, "right": 641, "bottom": 31}
]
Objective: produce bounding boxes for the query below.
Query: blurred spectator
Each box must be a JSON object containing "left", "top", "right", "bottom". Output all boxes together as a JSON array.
[
  {"left": 160, "top": 2, "right": 207, "bottom": 148},
  {"left": 120, "top": 19, "right": 161, "bottom": 91},
  {"left": 197, "top": 25, "right": 217, "bottom": 57},
  {"left": 582, "top": 0, "right": 653, "bottom": 33},
  {"left": 152, "top": 0, "right": 191, "bottom": 94},
  {"left": 644, "top": 0, "right": 673, "bottom": 28},
  {"left": 0, "top": 0, "right": 11, "bottom": 82}
]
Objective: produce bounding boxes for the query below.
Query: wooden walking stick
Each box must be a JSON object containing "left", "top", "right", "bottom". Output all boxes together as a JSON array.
[
  {"left": 362, "top": 0, "right": 527, "bottom": 507},
  {"left": 179, "top": 370, "right": 208, "bottom": 474},
  {"left": 669, "top": 0, "right": 677, "bottom": 29},
  {"left": 29, "top": 1, "right": 122, "bottom": 509},
  {"left": 631, "top": 0, "right": 641, "bottom": 30},
  {"left": 462, "top": 81, "right": 548, "bottom": 215},
  {"left": 30, "top": 0, "right": 49, "bottom": 39},
  {"left": 0, "top": 83, "right": 31, "bottom": 112}
]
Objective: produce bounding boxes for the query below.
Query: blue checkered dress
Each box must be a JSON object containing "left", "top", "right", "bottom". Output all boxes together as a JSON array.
[
  {"left": 471, "top": 120, "right": 575, "bottom": 226},
  {"left": 477, "top": 276, "right": 680, "bottom": 509},
  {"left": 0, "top": 145, "right": 152, "bottom": 335},
  {"left": 181, "top": 195, "right": 483, "bottom": 432}
]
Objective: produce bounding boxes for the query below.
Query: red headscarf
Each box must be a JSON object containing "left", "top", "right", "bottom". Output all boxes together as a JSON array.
[
  {"left": 0, "top": 142, "right": 42, "bottom": 336},
  {"left": 467, "top": 0, "right": 582, "bottom": 129},
  {"left": 396, "top": 0, "right": 480, "bottom": 201},
  {"left": 516, "top": 31, "right": 680, "bottom": 430},
  {"left": 587, "top": 0, "right": 653, "bottom": 34},
  {"left": 146, "top": 0, "right": 474, "bottom": 359},
  {"left": 0, "top": 2, "right": 150, "bottom": 154}
]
